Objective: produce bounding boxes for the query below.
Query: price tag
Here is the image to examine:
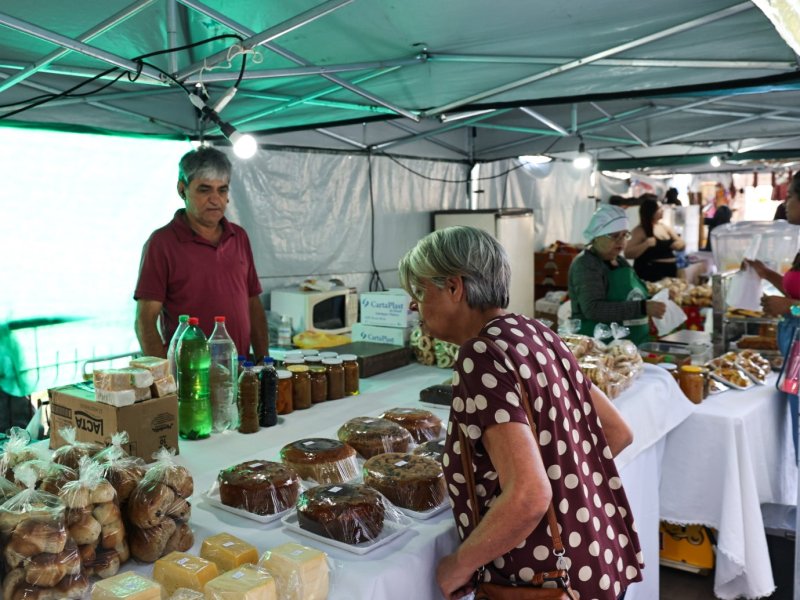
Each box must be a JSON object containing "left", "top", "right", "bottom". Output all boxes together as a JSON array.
[
  {"left": 302, "top": 440, "right": 316, "bottom": 447},
  {"left": 249, "top": 462, "right": 264, "bottom": 468},
  {"left": 290, "top": 549, "right": 305, "bottom": 556},
  {"left": 328, "top": 486, "right": 343, "bottom": 494},
  {"left": 233, "top": 571, "right": 245, "bottom": 580},
  {"left": 222, "top": 541, "right": 235, "bottom": 547},
  {"left": 177, "top": 557, "right": 190, "bottom": 566},
  {"left": 394, "top": 460, "right": 408, "bottom": 467},
  {"left": 362, "top": 418, "right": 376, "bottom": 424}
]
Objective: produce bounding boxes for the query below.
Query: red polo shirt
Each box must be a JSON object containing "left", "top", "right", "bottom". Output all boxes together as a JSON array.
[{"left": 134, "top": 209, "right": 262, "bottom": 355}]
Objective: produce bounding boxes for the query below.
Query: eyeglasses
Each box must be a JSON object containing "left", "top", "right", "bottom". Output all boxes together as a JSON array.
[{"left": 603, "top": 231, "right": 632, "bottom": 242}]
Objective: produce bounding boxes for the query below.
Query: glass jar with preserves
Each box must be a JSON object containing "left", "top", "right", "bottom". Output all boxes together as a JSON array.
[
  {"left": 657, "top": 362, "right": 679, "bottom": 383},
  {"left": 679, "top": 365, "right": 705, "bottom": 404},
  {"left": 340, "top": 353, "right": 360, "bottom": 396},
  {"left": 303, "top": 355, "right": 323, "bottom": 367},
  {"left": 309, "top": 366, "right": 328, "bottom": 404},
  {"left": 318, "top": 351, "right": 339, "bottom": 360},
  {"left": 287, "top": 364, "right": 312, "bottom": 410},
  {"left": 276, "top": 370, "right": 293, "bottom": 415},
  {"left": 323, "top": 357, "right": 345, "bottom": 400},
  {"left": 301, "top": 349, "right": 320, "bottom": 358},
  {"left": 237, "top": 362, "right": 260, "bottom": 434}
]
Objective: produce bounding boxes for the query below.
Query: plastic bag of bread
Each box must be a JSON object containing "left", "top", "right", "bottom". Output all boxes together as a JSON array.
[
  {"left": 0, "top": 427, "right": 44, "bottom": 481},
  {"left": 95, "top": 439, "right": 147, "bottom": 508},
  {"left": 0, "top": 472, "right": 20, "bottom": 504},
  {"left": 127, "top": 447, "right": 194, "bottom": 563},
  {"left": 0, "top": 463, "right": 89, "bottom": 598},
  {"left": 60, "top": 456, "right": 128, "bottom": 578},
  {"left": 13, "top": 459, "right": 78, "bottom": 496},
  {"left": 51, "top": 426, "right": 104, "bottom": 470}
]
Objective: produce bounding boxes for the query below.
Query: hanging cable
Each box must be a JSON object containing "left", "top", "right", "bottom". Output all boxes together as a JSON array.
[
  {"left": 367, "top": 153, "right": 386, "bottom": 292},
  {"left": 375, "top": 151, "right": 527, "bottom": 184}
]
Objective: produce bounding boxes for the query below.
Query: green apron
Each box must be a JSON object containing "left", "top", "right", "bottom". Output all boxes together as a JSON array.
[{"left": 578, "top": 262, "right": 651, "bottom": 345}]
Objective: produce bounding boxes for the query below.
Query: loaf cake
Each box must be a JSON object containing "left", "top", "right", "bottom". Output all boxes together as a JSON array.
[
  {"left": 296, "top": 483, "right": 385, "bottom": 544},
  {"left": 218, "top": 460, "right": 300, "bottom": 516},
  {"left": 279, "top": 438, "right": 359, "bottom": 484},
  {"left": 363, "top": 452, "right": 445, "bottom": 511},
  {"left": 380, "top": 407, "right": 443, "bottom": 443},
  {"left": 412, "top": 439, "right": 446, "bottom": 463},
  {"left": 337, "top": 417, "right": 413, "bottom": 459}
]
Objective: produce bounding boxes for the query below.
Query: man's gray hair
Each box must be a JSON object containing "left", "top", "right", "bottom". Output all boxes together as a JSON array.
[
  {"left": 178, "top": 146, "right": 231, "bottom": 185},
  {"left": 399, "top": 226, "right": 510, "bottom": 310}
]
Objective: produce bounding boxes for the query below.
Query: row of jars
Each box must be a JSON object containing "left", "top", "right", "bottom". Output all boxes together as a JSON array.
[{"left": 279, "top": 351, "right": 360, "bottom": 412}]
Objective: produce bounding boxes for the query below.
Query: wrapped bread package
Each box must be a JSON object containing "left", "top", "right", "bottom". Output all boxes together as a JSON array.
[
  {"left": 153, "top": 551, "right": 219, "bottom": 596},
  {"left": 217, "top": 460, "right": 300, "bottom": 516},
  {"left": 130, "top": 356, "right": 171, "bottom": 380},
  {"left": 363, "top": 452, "right": 446, "bottom": 512},
  {"left": 205, "top": 564, "right": 277, "bottom": 600},
  {"left": 94, "top": 367, "right": 154, "bottom": 391},
  {"left": 0, "top": 427, "right": 44, "bottom": 480},
  {"left": 336, "top": 417, "right": 413, "bottom": 459},
  {"left": 258, "top": 542, "right": 329, "bottom": 600},
  {"left": 51, "top": 426, "right": 104, "bottom": 470},
  {"left": 16, "top": 459, "right": 78, "bottom": 496},
  {"left": 91, "top": 571, "right": 163, "bottom": 600},
  {"left": 379, "top": 407, "right": 443, "bottom": 443},
  {"left": 94, "top": 435, "right": 147, "bottom": 507},
  {"left": 279, "top": 438, "right": 360, "bottom": 484},
  {"left": 200, "top": 532, "right": 259, "bottom": 572},
  {"left": 96, "top": 388, "right": 138, "bottom": 407},
  {"left": 0, "top": 463, "right": 90, "bottom": 599}
]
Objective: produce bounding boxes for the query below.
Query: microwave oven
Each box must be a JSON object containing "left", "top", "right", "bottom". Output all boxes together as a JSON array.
[{"left": 270, "top": 287, "right": 358, "bottom": 335}]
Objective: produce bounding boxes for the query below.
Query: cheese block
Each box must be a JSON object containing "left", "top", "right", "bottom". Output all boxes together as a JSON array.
[
  {"left": 94, "top": 368, "right": 154, "bottom": 391},
  {"left": 152, "top": 552, "right": 219, "bottom": 596},
  {"left": 201, "top": 533, "right": 259, "bottom": 572},
  {"left": 130, "top": 356, "right": 171, "bottom": 380},
  {"left": 205, "top": 565, "right": 276, "bottom": 600},
  {"left": 91, "top": 571, "right": 163, "bottom": 599},
  {"left": 258, "top": 543, "right": 328, "bottom": 600},
  {"left": 95, "top": 388, "right": 136, "bottom": 407},
  {"left": 169, "top": 590, "right": 204, "bottom": 600},
  {"left": 151, "top": 374, "right": 177, "bottom": 398}
]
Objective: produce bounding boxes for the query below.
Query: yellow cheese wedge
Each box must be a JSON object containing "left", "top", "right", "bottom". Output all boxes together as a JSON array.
[
  {"left": 90, "top": 571, "right": 162, "bottom": 600},
  {"left": 205, "top": 564, "right": 277, "bottom": 600},
  {"left": 152, "top": 551, "right": 219, "bottom": 596},
  {"left": 258, "top": 542, "right": 329, "bottom": 600},
  {"left": 201, "top": 533, "right": 260, "bottom": 572}
]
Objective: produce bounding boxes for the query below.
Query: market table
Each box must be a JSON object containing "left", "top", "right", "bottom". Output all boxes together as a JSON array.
[
  {"left": 660, "top": 375, "right": 798, "bottom": 600},
  {"left": 113, "top": 362, "right": 692, "bottom": 599}
]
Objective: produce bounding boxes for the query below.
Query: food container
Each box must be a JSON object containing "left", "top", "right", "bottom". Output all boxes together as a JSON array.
[
  {"left": 638, "top": 342, "right": 692, "bottom": 366},
  {"left": 287, "top": 365, "right": 312, "bottom": 410},
  {"left": 679, "top": 365, "right": 706, "bottom": 403},
  {"left": 276, "top": 370, "right": 293, "bottom": 415}
]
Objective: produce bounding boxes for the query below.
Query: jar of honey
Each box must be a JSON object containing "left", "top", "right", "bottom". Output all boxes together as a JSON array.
[
  {"left": 276, "top": 370, "right": 293, "bottom": 415},
  {"left": 287, "top": 365, "right": 312, "bottom": 410},
  {"left": 309, "top": 366, "right": 328, "bottom": 404},
  {"left": 340, "top": 354, "right": 360, "bottom": 396},
  {"left": 679, "top": 365, "right": 705, "bottom": 404},
  {"left": 323, "top": 357, "right": 345, "bottom": 400}
]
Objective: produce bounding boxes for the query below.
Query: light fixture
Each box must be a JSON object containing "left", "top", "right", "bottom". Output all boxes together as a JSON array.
[
  {"left": 188, "top": 93, "right": 258, "bottom": 159},
  {"left": 520, "top": 155, "right": 553, "bottom": 165},
  {"left": 710, "top": 155, "right": 722, "bottom": 168},
  {"left": 573, "top": 140, "right": 592, "bottom": 170}
]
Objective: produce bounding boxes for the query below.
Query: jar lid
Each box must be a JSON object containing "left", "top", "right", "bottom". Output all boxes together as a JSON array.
[
  {"left": 322, "top": 358, "right": 343, "bottom": 365},
  {"left": 284, "top": 350, "right": 304, "bottom": 358},
  {"left": 309, "top": 365, "right": 328, "bottom": 373},
  {"left": 277, "top": 370, "right": 292, "bottom": 379},
  {"left": 301, "top": 349, "right": 320, "bottom": 356},
  {"left": 318, "top": 352, "right": 339, "bottom": 359},
  {"left": 338, "top": 354, "right": 358, "bottom": 361},
  {"left": 287, "top": 365, "right": 310, "bottom": 373},
  {"left": 283, "top": 358, "right": 305, "bottom": 365},
  {"left": 657, "top": 363, "right": 677, "bottom": 371},
  {"left": 680, "top": 365, "right": 704, "bottom": 373},
  {"left": 303, "top": 356, "right": 323, "bottom": 364}
]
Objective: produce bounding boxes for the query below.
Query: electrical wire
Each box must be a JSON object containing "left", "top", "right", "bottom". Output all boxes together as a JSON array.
[
  {"left": 367, "top": 153, "right": 386, "bottom": 292},
  {"left": 376, "top": 151, "right": 527, "bottom": 184}
]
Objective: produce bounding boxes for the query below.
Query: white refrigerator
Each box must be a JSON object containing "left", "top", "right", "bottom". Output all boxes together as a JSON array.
[{"left": 432, "top": 209, "right": 535, "bottom": 316}]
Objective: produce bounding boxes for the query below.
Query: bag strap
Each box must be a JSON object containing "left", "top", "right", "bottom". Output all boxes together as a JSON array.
[{"left": 457, "top": 336, "right": 566, "bottom": 559}]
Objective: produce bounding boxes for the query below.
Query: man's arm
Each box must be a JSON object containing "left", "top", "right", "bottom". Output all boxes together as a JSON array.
[
  {"left": 249, "top": 295, "right": 268, "bottom": 360},
  {"left": 135, "top": 299, "right": 166, "bottom": 358}
]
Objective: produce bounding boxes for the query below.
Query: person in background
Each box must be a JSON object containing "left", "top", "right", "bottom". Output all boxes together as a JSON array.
[
  {"left": 663, "top": 187, "right": 682, "bottom": 206},
  {"left": 568, "top": 204, "right": 666, "bottom": 345},
  {"left": 624, "top": 197, "right": 685, "bottom": 282},
  {"left": 745, "top": 170, "right": 800, "bottom": 457},
  {"left": 399, "top": 226, "right": 642, "bottom": 600},
  {"left": 134, "top": 146, "right": 268, "bottom": 359},
  {"left": 775, "top": 201, "right": 787, "bottom": 221},
  {"left": 703, "top": 204, "right": 732, "bottom": 251}
]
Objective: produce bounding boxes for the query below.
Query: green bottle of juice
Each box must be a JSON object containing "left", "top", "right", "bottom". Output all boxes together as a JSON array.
[{"left": 176, "top": 317, "right": 212, "bottom": 440}]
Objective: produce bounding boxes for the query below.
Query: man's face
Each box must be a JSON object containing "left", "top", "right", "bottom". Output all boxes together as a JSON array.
[{"left": 178, "top": 177, "right": 229, "bottom": 229}]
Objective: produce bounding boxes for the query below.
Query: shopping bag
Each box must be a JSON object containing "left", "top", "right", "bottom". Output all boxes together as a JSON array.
[
  {"left": 651, "top": 289, "right": 687, "bottom": 336},
  {"left": 725, "top": 268, "right": 762, "bottom": 312}
]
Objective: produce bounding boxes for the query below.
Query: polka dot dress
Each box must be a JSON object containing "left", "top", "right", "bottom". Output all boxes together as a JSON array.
[{"left": 443, "top": 314, "right": 643, "bottom": 599}]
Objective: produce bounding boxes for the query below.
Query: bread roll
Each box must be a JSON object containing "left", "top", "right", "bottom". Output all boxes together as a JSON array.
[
  {"left": 115, "top": 539, "right": 130, "bottom": 564},
  {"left": 129, "top": 518, "right": 176, "bottom": 563},
  {"left": 100, "top": 519, "right": 125, "bottom": 550},
  {"left": 4, "top": 544, "right": 26, "bottom": 569},
  {"left": 128, "top": 483, "right": 175, "bottom": 529},
  {"left": 24, "top": 553, "right": 66, "bottom": 588},
  {"left": 164, "top": 521, "right": 194, "bottom": 554},
  {"left": 10, "top": 519, "right": 67, "bottom": 556},
  {"left": 161, "top": 466, "right": 193, "bottom": 499},
  {"left": 106, "top": 466, "right": 145, "bottom": 504},
  {"left": 60, "top": 486, "right": 90, "bottom": 510},
  {"left": 66, "top": 512, "right": 101, "bottom": 546},
  {"left": 77, "top": 543, "right": 96, "bottom": 564},
  {"left": 2, "top": 567, "right": 25, "bottom": 600},
  {"left": 91, "top": 549, "right": 121, "bottom": 579},
  {"left": 92, "top": 502, "right": 121, "bottom": 526},
  {"left": 166, "top": 497, "right": 191, "bottom": 522},
  {"left": 90, "top": 481, "right": 117, "bottom": 505}
]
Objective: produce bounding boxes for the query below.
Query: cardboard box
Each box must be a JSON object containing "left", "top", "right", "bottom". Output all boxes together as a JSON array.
[
  {"left": 359, "top": 289, "right": 418, "bottom": 328},
  {"left": 49, "top": 381, "right": 178, "bottom": 462},
  {"left": 351, "top": 322, "right": 411, "bottom": 346}
]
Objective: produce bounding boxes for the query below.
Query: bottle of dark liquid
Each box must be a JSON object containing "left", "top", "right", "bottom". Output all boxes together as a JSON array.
[
  {"left": 238, "top": 361, "right": 260, "bottom": 434},
  {"left": 176, "top": 317, "right": 212, "bottom": 440},
  {"left": 259, "top": 357, "right": 278, "bottom": 427}
]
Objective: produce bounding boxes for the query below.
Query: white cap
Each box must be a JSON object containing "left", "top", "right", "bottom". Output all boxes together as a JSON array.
[{"left": 583, "top": 204, "right": 629, "bottom": 241}]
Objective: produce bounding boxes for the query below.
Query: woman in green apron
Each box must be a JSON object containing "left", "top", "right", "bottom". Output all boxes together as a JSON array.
[{"left": 568, "top": 204, "right": 666, "bottom": 345}]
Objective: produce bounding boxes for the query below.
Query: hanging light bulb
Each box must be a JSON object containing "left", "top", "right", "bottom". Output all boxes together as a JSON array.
[
  {"left": 188, "top": 93, "right": 258, "bottom": 159},
  {"left": 573, "top": 141, "right": 592, "bottom": 170},
  {"left": 710, "top": 155, "right": 722, "bottom": 168}
]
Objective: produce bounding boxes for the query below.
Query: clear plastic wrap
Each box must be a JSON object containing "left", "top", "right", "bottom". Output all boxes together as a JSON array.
[
  {"left": 0, "top": 427, "right": 43, "bottom": 481},
  {"left": 8, "top": 459, "right": 75, "bottom": 496},
  {"left": 200, "top": 532, "right": 259, "bottom": 572},
  {"left": 279, "top": 439, "right": 360, "bottom": 485},
  {"left": 51, "top": 426, "right": 104, "bottom": 470},
  {"left": 129, "top": 356, "right": 171, "bottom": 380},
  {"left": 560, "top": 334, "right": 595, "bottom": 360},
  {"left": 0, "top": 471, "right": 20, "bottom": 503},
  {"left": 362, "top": 452, "right": 446, "bottom": 512},
  {"left": 336, "top": 417, "right": 413, "bottom": 459},
  {"left": 412, "top": 439, "right": 446, "bottom": 463},
  {"left": 204, "top": 564, "right": 277, "bottom": 599},
  {"left": 568, "top": 327, "right": 644, "bottom": 399},
  {"left": 94, "top": 433, "right": 148, "bottom": 506},
  {"left": 153, "top": 552, "right": 219, "bottom": 596},
  {"left": 0, "top": 464, "right": 89, "bottom": 598},
  {"left": 735, "top": 350, "right": 770, "bottom": 384},
  {"left": 258, "top": 542, "right": 330, "bottom": 600},
  {"left": 410, "top": 326, "right": 459, "bottom": 368},
  {"left": 93, "top": 367, "right": 154, "bottom": 391},
  {"left": 90, "top": 571, "right": 163, "bottom": 599},
  {"left": 127, "top": 448, "right": 194, "bottom": 563},
  {"left": 169, "top": 588, "right": 207, "bottom": 600},
  {"left": 216, "top": 460, "right": 300, "bottom": 516},
  {"left": 379, "top": 407, "right": 443, "bottom": 443}
]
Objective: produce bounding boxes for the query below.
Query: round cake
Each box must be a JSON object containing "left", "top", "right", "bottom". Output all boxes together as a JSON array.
[
  {"left": 337, "top": 417, "right": 413, "bottom": 459},
  {"left": 363, "top": 452, "right": 445, "bottom": 512},
  {"left": 218, "top": 460, "right": 300, "bottom": 515},
  {"left": 280, "top": 438, "right": 359, "bottom": 484},
  {"left": 380, "top": 407, "right": 443, "bottom": 443},
  {"left": 412, "top": 439, "right": 446, "bottom": 463},
  {"left": 296, "top": 483, "right": 385, "bottom": 545}
]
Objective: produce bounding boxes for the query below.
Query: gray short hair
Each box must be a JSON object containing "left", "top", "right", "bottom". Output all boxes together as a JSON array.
[
  {"left": 178, "top": 146, "right": 231, "bottom": 185},
  {"left": 398, "top": 226, "right": 510, "bottom": 310}
]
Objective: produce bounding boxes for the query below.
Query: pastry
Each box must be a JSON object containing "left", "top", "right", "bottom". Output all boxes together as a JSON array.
[
  {"left": 363, "top": 452, "right": 446, "bottom": 511},
  {"left": 296, "top": 483, "right": 385, "bottom": 545},
  {"left": 337, "top": 417, "right": 413, "bottom": 459},
  {"left": 380, "top": 407, "right": 443, "bottom": 443},
  {"left": 280, "top": 438, "right": 359, "bottom": 484},
  {"left": 218, "top": 460, "right": 300, "bottom": 516},
  {"left": 10, "top": 518, "right": 68, "bottom": 556}
]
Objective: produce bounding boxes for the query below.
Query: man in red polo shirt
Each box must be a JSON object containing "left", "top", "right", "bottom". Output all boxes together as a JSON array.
[{"left": 134, "top": 146, "right": 268, "bottom": 359}]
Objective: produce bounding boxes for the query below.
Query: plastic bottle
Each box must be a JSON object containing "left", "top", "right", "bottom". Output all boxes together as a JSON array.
[
  {"left": 278, "top": 315, "right": 293, "bottom": 347},
  {"left": 167, "top": 315, "right": 190, "bottom": 379},
  {"left": 176, "top": 317, "right": 212, "bottom": 440},
  {"left": 238, "top": 361, "right": 260, "bottom": 434},
  {"left": 259, "top": 357, "right": 278, "bottom": 427},
  {"left": 208, "top": 316, "right": 238, "bottom": 433}
]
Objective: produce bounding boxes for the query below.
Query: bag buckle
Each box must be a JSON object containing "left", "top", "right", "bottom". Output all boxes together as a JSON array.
[{"left": 553, "top": 548, "right": 568, "bottom": 571}]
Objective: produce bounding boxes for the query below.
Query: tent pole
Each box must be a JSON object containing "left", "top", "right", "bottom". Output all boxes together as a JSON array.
[{"left": 589, "top": 102, "right": 648, "bottom": 147}]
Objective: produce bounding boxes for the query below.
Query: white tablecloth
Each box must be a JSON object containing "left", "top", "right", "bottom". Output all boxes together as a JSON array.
[{"left": 660, "top": 376, "right": 799, "bottom": 600}]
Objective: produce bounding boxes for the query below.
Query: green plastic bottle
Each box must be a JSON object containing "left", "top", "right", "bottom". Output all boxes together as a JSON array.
[{"left": 176, "top": 317, "right": 212, "bottom": 440}]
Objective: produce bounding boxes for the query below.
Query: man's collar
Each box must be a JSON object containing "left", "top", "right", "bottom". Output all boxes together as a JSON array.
[{"left": 171, "top": 208, "right": 234, "bottom": 244}]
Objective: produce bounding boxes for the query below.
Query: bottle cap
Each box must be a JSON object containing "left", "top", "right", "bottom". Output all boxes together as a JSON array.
[
  {"left": 178, "top": 315, "right": 190, "bottom": 322},
  {"left": 301, "top": 349, "right": 319, "bottom": 357},
  {"left": 263, "top": 357, "right": 275, "bottom": 364},
  {"left": 243, "top": 360, "right": 254, "bottom": 367},
  {"left": 215, "top": 316, "right": 226, "bottom": 322},
  {"left": 338, "top": 354, "right": 358, "bottom": 361},
  {"left": 680, "top": 365, "right": 703, "bottom": 373},
  {"left": 303, "top": 356, "right": 323, "bottom": 364},
  {"left": 188, "top": 317, "right": 199, "bottom": 326},
  {"left": 318, "top": 352, "right": 339, "bottom": 359},
  {"left": 322, "top": 358, "right": 343, "bottom": 365},
  {"left": 277, "top": 370, "right": 292, "bottom": 379},
  {"left": 283, "top": 358, "right": 305, "bottom": 365},
  {"left": 238, "top": 355, "right": 246, "bottom": 362}
]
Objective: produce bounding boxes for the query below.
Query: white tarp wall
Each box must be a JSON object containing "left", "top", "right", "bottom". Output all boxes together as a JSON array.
[
  {"left": 226, "top": 149, "right": 469, "bottom": 301},
  {"left": 474, "top": 159, "right": 595, "bottom": 249}
]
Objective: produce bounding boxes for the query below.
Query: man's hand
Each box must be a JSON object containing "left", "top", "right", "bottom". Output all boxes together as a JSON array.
[{"left": 646, "top": 300, "right": 667, "bottom": 319}]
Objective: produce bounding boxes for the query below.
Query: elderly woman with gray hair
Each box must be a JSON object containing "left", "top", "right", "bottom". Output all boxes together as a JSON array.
[
  {"left": 568, "top": 204, "right": 666, "bottom": 345},
  {"left": 399, "top": 226, "right": 643, "bottom": 600}
]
